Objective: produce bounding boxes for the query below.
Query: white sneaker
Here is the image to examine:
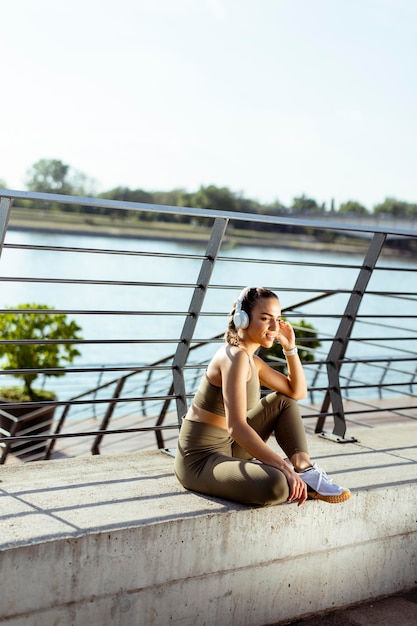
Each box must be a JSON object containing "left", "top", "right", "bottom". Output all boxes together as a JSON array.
[{"left": 299, "top": 463, "right": 351, "bottom": 504}]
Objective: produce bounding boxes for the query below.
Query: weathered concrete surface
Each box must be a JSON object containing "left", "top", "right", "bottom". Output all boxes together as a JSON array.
[
  {"left": 288, "top": 588, "right": 417, "bottom": 626},
  {"left": 0, "top": 424, "right": 416, "bottom": 626}
]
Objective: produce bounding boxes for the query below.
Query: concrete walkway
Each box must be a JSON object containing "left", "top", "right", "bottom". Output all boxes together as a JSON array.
[{"left": 1, "top": 422, "right": 416, "bottom": 625}]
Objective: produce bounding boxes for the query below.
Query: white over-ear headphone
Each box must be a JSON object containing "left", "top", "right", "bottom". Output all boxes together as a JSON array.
[{"left": 233, "top": 286, "right": 253, "bottom": 329}]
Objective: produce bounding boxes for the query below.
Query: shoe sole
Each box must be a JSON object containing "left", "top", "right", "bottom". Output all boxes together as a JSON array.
[{"left": 307, "top": 489, "right": 351, "bottom": 504}]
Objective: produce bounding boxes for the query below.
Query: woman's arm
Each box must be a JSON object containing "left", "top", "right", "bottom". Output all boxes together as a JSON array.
[
  {"left": 255, "top": 352, "right": 307, "bottom": 400},
  {"left": 256, "top": 319, "right": 307, "bottom": 399},
  {"left": 222, "top": 351, "right": 300, "bottom": 462}
]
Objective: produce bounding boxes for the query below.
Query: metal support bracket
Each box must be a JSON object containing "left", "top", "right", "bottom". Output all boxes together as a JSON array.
[
  {"left": 318, "top": 432, "right": 358, "bottom": 444},
  {"left": 161, "top": 448, "right": 176, "bottom": 458}
]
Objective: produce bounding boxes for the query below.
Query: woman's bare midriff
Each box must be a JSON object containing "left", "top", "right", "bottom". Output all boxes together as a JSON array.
[{"left": 184, "top": 404, "right": 228, "bottom": 430}]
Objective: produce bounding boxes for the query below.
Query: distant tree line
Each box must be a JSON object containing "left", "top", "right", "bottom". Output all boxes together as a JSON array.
[
  {"left": 2, "top": 157, "right": 415, "bottom": 255},
  {"left": 0, "top": 159, "right": 417, "bottom": 253},
  {"left": 2, "top": 159, "right": 417, "bottom": 224}
]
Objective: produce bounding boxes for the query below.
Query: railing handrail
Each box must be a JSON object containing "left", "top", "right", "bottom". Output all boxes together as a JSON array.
[{"left": 2, "top": 187, "right": 417, "bottom": 238}]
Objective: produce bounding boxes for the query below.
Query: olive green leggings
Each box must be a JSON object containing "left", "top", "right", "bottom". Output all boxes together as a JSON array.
[{"left": 174, "top": 392, "right": 309, "bottom": 506}]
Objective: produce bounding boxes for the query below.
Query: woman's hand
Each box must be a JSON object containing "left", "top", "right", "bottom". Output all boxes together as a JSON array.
[
  {"left": 276, "top": 320, "right": 296, "bottom": 351},
  {"left": 281, "top": 465, "right": 308, "bottom": 506}
]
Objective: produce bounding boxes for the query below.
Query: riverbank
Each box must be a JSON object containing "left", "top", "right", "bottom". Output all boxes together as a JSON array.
[{"left": 5, "top": 206, "right": 380, "bottom": 255}]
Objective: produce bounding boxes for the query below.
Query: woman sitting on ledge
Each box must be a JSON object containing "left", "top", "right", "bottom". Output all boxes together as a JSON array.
[{"left": 175, "top": 286, "right": 351, "bottom": 506}]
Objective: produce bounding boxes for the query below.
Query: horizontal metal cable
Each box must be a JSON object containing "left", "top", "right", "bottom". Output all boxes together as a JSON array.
[
  {"left": 0, "top": 276, "right": 200, "bottom": 288},
  {"left": 0, "top": 395, "right": 177, "bottom": 410},
  {"left": 0, "top": 308, "right": 194, "bottom": 316},
  {"left": 0, "top": 424, "right": 180, "bottom": 443},
  {"left": 3, "top": 242, "right": 207, "bottom": 260},
  {"left": 6, "top": 242, "right": 417, "bottom": 273}
]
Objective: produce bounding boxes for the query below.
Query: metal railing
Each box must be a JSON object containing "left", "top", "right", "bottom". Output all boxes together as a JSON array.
[{"left": 1, "top": 189, "right": 417, "bottom": 463}]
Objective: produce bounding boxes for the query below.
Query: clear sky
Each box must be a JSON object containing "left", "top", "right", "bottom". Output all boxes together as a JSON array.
[{"left": 2, "top": 0, "right": 416, "bottom": 210}]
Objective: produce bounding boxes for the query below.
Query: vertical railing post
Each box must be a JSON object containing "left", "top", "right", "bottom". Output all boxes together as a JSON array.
[
  {"left": 316, "top": 232, "right": 386, "bottom": 441},
  {"left": 172, "top": 217, "right": 228, "bottom": 421},
  {"left": 0, "top": 197, "right": 13, "bottom": 259},
  {"left": 0, "top": 197, "right": 13, "bottom": 463}
]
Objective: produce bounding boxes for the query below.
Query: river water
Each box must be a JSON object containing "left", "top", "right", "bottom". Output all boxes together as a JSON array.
[{"left": 1, "top": 229, "right": 417, "bottom": 397}]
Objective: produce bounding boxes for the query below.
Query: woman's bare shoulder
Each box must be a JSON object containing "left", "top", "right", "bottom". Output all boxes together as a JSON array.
[
  {"left": 210, "top": 345, "right": 247, "bottom": 371},
  {"left": 208, "top": 345, "right": 252, "bottom": 386}
]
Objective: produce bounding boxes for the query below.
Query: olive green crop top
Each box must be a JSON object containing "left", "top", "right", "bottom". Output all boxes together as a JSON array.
[{"left": 193, "top": 360, "right": 260, "bottom": 417}]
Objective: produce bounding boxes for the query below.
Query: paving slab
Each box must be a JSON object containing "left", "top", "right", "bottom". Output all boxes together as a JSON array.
[
  {"left": 1, "top": 423, "right": 416, "bottom": 551},
  {"left": 285, "top": 588, "right": 417, "bottom": 626}
]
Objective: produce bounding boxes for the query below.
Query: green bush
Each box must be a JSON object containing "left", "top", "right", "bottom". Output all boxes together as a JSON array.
[
  {"left": 0, "top": 304, "right": 82, "bottom": 401},
  {"left": 259, "top": 319, "right": 321, "bottom": 369}
]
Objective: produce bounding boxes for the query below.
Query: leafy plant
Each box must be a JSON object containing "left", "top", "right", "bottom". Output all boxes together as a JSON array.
[{"left": 0, "top": 304, "right": 82, "bottom": 401}]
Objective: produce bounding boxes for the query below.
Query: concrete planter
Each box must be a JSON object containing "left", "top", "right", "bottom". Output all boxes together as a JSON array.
[{"left": 0, "top": 398, "right": 56, "bottom": 459}]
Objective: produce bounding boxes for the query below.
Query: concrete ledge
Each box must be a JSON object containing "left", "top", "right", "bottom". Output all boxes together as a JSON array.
[{"left": 1, "top": 424, "right": 417, "bottom": 625}]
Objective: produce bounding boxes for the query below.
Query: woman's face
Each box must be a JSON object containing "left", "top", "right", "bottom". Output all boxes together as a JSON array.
[{"left": 245, "top": 296, "right": 281, "bottom": 348}]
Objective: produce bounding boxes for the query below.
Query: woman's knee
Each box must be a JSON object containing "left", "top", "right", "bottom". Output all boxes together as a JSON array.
[
  {"left": 262, "top": 470, "right": 289, "bottom": 505},
  {"left": 262, "top": 392, "right": 299, "bottom": 415}
]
